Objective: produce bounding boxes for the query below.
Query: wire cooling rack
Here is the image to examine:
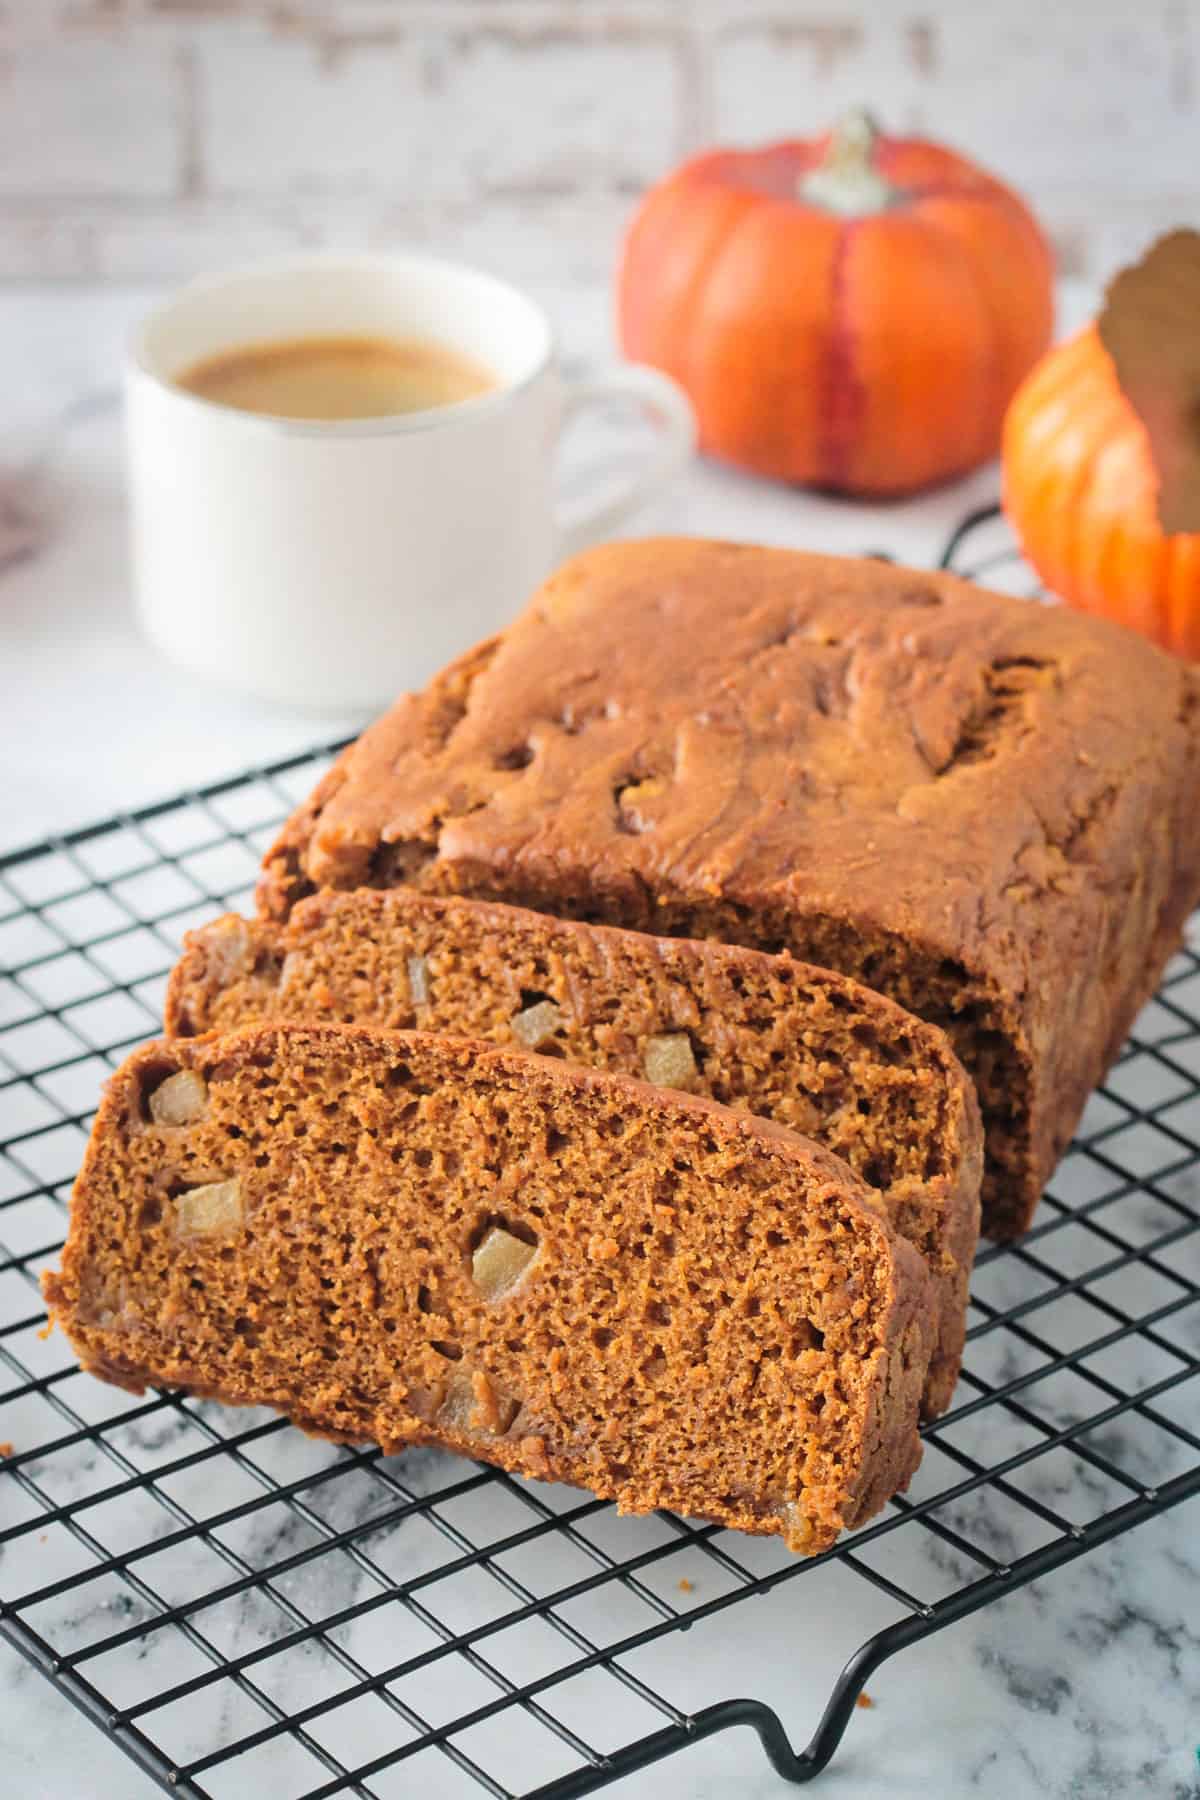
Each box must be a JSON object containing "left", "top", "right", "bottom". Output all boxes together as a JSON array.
[{"left": 1, "top": 505, "right": 1197, "bottom": 1799}]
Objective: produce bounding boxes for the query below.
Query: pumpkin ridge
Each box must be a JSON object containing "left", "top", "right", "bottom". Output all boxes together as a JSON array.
[
  {"left": 677, "top": 192, "right": 777, "bottom": 437},
  {"left": 820, "top": 221, "right": 863, "bottom": 489},
  {"left": 909, "top": 185, "right": 1053, "bottom": 465},
  {"left": 1041, "top": 414, "right": 1095, "bottom": 605},
  {"left": 1004, "top": 333, "right": 1097, "bottom": 600},
  {"left": 896, "top": 207, "right": 996, "bottom": 476},
  {"left": 618, "top": 180, "right": 756, "bottom": 398},
  {"left": 1167, "top": 536, "right": 1200, "bottom": 656},
  {"left": 1061, "top": 339, "right": 1142, "bottom": 610}
]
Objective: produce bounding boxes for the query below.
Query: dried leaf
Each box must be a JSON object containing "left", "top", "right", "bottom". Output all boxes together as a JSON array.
[{"left": 1098, "top": 228, "right": 1200, "bottom": 535}]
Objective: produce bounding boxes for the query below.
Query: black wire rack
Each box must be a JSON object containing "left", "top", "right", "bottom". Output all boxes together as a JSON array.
[{"left": 1, "top": 505, "right": 1197, "bottom": 1799}]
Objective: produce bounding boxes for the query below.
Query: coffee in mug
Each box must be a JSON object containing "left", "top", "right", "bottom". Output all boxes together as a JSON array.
[
  {"left": 175, "top": 334, "right": 496, "bottom": 421},
  {"left": 127, "top": 252, "right": 695, "bottom": 709}
]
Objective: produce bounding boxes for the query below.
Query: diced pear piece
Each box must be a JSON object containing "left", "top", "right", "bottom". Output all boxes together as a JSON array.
[
  {"left": 149, "top": 1070, "right": 209, "bottom": 1126},
  {"left": 173, "top": 1178, "right": 243, "bottom": 1239},
  {"left": 472, "top": 1226, "right": 537, "bottom": 1302},
  {"left": 643, "top": 1033, "right": 697, "bottom": 1089}
]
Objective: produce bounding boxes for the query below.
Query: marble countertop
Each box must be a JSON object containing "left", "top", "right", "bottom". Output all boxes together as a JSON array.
[{"left": 1, "top": 278, "right": 1198, "bottom": 1800}]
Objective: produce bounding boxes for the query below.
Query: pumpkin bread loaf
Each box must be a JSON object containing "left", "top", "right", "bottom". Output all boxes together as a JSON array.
[
  {"left": 44, "top": 1024, "right": 933, "bottom": 1554},
  {"left": 258, "top": 539, "right": 1200, "bottom": 1238},
  {"left": 166, "top": 891, "right": 981, "bottom": 1414}
]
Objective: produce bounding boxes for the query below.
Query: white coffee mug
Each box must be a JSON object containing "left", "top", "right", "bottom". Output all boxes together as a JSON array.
[{"left": 126, "top": 252, "right": 694, "bottom": 710}]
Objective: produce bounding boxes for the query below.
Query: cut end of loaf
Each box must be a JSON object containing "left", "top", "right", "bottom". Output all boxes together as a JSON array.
[
  {"left": 167, "top": 896, "right": 977, "bottom": 1197},
  {"left": 164, "top": 890, "right": 982, "bottom": 1414},
  {"left": 47, "top": 1022, "right": 933, "bottom": 1554}
]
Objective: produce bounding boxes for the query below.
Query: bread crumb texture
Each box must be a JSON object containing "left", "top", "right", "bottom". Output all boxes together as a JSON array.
[
  {"left": 45, "top": 1023, "right": 934, "bottom": 1555},
  {"left": 167, "top": 890, "right": 981, "bottom": 1414}
]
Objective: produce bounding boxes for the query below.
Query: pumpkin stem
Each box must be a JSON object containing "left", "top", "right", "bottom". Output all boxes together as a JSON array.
[{"left": 800, "top": 110, "right": 894, "bottom": 216}]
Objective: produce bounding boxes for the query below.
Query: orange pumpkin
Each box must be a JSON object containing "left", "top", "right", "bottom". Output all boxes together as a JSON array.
[
  {"left": 1003, "top": 332, "right": 1200, "bottom": 662},
  {"left": 617, "top": 111, "right": 1054, "bottom": 496}
]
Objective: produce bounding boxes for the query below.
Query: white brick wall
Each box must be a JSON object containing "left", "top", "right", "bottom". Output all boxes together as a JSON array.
[
  {"left": 202, "top": 26, "right": 427, "bottom": 197},
  {"left": 0, "top": 38, "right": 179, "bottom": 200},
  {"left": 0, "top": 0, "right": 1194, "bottom": 285},
  {"left": 430, "top": 24, "right": 682, "bottom": 201}
]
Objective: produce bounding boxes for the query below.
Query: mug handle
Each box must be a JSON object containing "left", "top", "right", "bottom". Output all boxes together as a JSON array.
[{"left": 554, "top": 364, "right": 696, "bottom": 561}]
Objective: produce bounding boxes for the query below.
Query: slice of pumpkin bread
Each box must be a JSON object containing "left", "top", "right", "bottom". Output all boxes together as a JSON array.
[
  {"left": 166, "top": 891, "right": 981, "bottom": 1414},
  {"left": 44, "top": 1023, "right": 933, "bottom": 1554}
]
